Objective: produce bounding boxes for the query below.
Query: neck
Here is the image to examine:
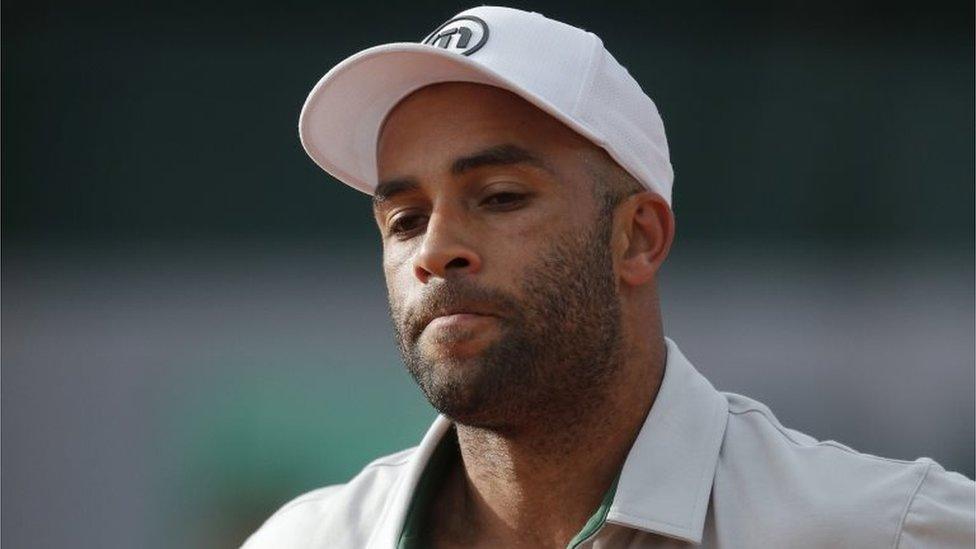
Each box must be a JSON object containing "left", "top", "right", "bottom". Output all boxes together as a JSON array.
[{"left": 430, "top": 335, "right": 667, "bottom": 548}]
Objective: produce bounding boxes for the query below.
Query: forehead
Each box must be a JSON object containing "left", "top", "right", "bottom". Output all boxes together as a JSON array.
[{"left": 376, "top": 82, "right": 594, "bottom": 178}]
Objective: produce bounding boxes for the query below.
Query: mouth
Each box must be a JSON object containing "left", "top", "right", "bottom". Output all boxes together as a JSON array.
[
  {"left": 418, "top": 306, "right": 499, "bottom": 335},
  {"left": 427, "top": 312, "right": 494, "bottom": 329}
]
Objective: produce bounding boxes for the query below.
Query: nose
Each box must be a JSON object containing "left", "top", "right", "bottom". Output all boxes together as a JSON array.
[{"left": 413, "top": 211, "right": 482, "bottom": 284}]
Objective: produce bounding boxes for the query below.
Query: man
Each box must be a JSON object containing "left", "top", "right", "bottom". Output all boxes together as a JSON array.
[{"left": 244, "top": 6, "right": 974, "bottom": 548}]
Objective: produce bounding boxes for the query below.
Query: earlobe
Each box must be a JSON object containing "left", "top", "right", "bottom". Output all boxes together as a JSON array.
[{"left": 618, "top": 192, "right": 674, "bottom": 287}]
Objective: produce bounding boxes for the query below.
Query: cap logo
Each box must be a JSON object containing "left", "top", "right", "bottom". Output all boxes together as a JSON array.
[{"left": 421, "top": 15, "right": 489, "bottom": 56}]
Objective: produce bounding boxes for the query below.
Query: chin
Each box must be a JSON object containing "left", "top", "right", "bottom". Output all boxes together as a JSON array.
[
  {"left": 404, "top": 323, "right": 529, "bottom": 428},
  {"left": 411, "top": 354, "right": 508, "bottom": 424}
]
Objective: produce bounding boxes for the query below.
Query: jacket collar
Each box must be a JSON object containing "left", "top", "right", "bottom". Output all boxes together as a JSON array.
[
  {"left": 367, "top": 408, "right": 452, "bottom": 548},
  {"left": 368, "top": 337, "right": 729, "bottom": 547},
  {"left": 605, "top": 337, "right": 729, "bottom": 544}
]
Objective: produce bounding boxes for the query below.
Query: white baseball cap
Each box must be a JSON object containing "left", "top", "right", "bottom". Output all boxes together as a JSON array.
[{"left": 299, "top": 5, "right": 675, "bottom": 205}]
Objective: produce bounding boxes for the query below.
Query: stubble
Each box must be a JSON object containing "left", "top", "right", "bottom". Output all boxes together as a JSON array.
[{"left": 387, "top": 216, "right": 624, "bottom": 433}]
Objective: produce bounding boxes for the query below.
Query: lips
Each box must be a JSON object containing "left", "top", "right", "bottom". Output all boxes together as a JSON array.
[
  {"left": 411, "top": 304, "right": 499, "bottom": 340},
  {"left": 423, "top": 307, "right": 497, "bottom": 329},
  {"left": 401, "top": 281, "right": 514, "bottom": 344}
]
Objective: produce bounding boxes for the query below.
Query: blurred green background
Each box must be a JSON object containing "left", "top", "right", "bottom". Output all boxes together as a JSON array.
[{"left": 3, "top": 1, "right": 973, "bottom": 547}]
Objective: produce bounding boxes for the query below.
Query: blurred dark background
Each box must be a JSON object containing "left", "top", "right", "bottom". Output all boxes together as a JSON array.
[{"left": 3, "top": 1, "right": 973, "bottom": 547}]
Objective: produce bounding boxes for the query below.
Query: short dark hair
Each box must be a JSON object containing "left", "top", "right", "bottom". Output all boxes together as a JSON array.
[{"left": 585, "top": 150, "right": 645, "bottom": 218}]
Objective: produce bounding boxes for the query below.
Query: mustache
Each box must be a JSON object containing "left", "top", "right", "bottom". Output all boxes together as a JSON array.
[{"left": 400, "top": 279, "right": 520, "bottom": 343}]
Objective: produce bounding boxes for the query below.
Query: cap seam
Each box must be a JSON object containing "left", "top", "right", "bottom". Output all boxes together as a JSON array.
[{"left": 571, "top": 32, "right": 602, "bottom": 127}]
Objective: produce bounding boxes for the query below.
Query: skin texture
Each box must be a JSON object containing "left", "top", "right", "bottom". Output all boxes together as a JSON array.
[{"left": 374, "top": 82, "right": 675, "bottom": 548}]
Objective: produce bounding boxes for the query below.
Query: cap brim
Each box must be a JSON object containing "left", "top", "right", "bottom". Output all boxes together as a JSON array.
[{"left": 299, "top": 43, "right": 602, "bottom": 195}]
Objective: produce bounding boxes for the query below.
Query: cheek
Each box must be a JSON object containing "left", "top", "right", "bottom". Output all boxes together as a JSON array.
[
  {"left": 382, "top": 239, "right": 413, "bottom": 273},
  {"left": 382, "top": 246, "right": 416, "bottom": 301},
  {"left": 488, "top": 209, "right": 568, "bottom": 259},
  {"left": 485, "top": 237, "right": 531, "bottom": 271}
]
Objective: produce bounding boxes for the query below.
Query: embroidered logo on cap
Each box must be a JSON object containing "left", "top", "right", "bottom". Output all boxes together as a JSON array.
[{"left": 421, "top": 15, "right": 489, "bottom": 56}]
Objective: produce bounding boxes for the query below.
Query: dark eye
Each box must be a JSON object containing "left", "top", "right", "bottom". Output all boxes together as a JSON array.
[
  {"left": 389, "top": 213, "right": 427, "bottom": 237},
  {"left": 481, "top": 192, "right": 526, "bottom": 209}
]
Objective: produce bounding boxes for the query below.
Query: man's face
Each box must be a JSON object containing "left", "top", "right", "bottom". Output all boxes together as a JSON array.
[{"left": 374, "top": 83, "right": 625, "bottom": 429}]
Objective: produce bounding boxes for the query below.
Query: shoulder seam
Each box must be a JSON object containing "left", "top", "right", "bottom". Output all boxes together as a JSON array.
[
  {"left": 362, "top": 446, "right": 417, "bottom": 469},
  {"left": 728, "top": 407, "right": 919, "bottom": 466},
  {"left": 277, "top": 485, "right": 342, "bottom": 513},
  {"left": 278, "top": 450, "right": 415, "bottom": 511},
  {"left": 365, "top": 458, "right": 411, "bottom": 469},
  {"left": 890, "top": 459, "right": 934, "bottom": 549}
]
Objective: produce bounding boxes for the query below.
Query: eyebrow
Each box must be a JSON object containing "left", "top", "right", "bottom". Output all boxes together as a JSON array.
[
  {"left": 373, "top": 178, "right": 419, "bottom": 207},
  {"left": 373, "top": 144, "right": 552, "bottom": 207},
  {"left": 450, "top": 144, "right": 552, "bottom": 175}
]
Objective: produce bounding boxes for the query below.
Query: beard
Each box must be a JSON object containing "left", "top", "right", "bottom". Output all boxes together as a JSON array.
[{"left": 387, "top": 218, "right": 624, "bottom": 431}]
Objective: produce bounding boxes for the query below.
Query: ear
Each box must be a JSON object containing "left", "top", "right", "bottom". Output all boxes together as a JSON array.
[{"left": 614, "top": 192, "right": 675, "bottom": 287}]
